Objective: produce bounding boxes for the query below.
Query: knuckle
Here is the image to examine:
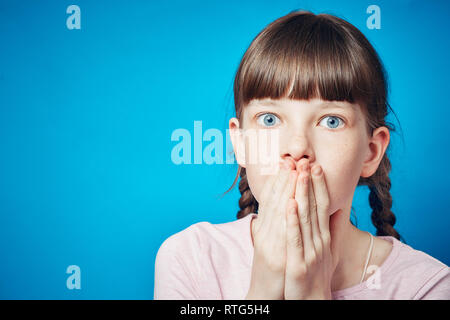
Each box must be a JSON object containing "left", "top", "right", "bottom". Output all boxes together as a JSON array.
[
  {"left": 289, "top": 263, "right": 308, "bottom": 280},
  {"left": 321, "top": 232, "right": 331, "bottom": 247},
  {"left": 266, "top": 259, "right": 284, "bottom": 273},
  {"left": 321, "top": 201, "right": 330, "bottom": 211},
  {"left": 305, "top": 251, "right": 318, "bottom": 266},
  {"left": 288, "top": 198, "right": 297, "bottom": 207},
  {"left": 287, "top": 233, "right": 302, "bottom": 248},
  {"left": 313, "top": 237, "right": 323, "bottom": 253},
  {"left": 299, "top": 212, "right": 310, "bottom": 224},
  {"left": 257, "top": 242, "right": 286, "bottom": 268}
]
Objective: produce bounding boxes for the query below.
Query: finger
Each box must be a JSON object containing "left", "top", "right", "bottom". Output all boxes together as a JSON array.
[
  {"left": 265, "top": 164, "right": 291, "bottom": 225},
  {"left": 275, "top": 169, "right": 298, "bottom": 233},
  {"left": 272, "top": 164, "right": 291, "bottom": 196},
  {"left": 311, "top": 164, "right": 331, "bottom": 243},
  {"left": 286, "top": 199, "right": 304, "bottom": 269},
  {"left": 280, "top": 169, "right": 298, "bottom": 211},
  {"left": 260, "top": 165, "right": 292, "bottom": 259},
  {"left": 295, "top": 165, "right": 315, "bottom": 258},
  {"left": 272, "top": 166, "right": 293, "bottom": 219},
  {"left": 308, "top": 166, "right": 321, "bottom": 248}
]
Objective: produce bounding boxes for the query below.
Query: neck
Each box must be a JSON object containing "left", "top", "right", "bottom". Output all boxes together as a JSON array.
[{"left": 330, "top": 216, "right": 373, "bottom": 292}]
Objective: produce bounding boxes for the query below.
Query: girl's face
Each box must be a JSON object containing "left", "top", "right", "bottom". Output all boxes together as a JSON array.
[{"left": 229, "top": 98, "right": 390, "bottom": 216}]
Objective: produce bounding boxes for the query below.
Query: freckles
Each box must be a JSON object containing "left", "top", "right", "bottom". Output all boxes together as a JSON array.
[{"left": 324, "top": 156, "right": 362, "bottom": 211}]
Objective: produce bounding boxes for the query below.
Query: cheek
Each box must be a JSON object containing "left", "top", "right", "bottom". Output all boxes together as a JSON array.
[
  {"left": 320, "top": 143, "right": 365, "bottom": 210},
  {"left": 244, "top": 166, "right": 264, "bottom": 203},
  {"left": 240, "top": 129, "right": 282, "bottom": 204},
  {"left": 243, "top": 129, "right": 281, "bottom": 168},
  {"left": 241, "top": 130, "right": 281, "bottom": 197}
]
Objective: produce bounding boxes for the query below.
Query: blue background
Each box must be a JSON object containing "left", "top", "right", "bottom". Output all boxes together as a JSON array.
[{"left": 0, "top": 0, "right": 449, "bottom": 299}]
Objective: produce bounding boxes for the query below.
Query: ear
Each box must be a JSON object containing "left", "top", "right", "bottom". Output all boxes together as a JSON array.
[
  {"left": 360, "top": 126, "right": 390, "bottom": 178},
  {"left": 229, "top": 117, "right": 247, "bottom": 168}
]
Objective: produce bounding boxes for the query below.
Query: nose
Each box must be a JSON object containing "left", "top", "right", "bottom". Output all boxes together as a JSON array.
[{"left": 280, "top": 135, "right": 314, "bottom": 170}]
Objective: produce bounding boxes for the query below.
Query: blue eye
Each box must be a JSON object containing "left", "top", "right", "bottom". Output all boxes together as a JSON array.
[
  {"left": 319, "top": 116, "right": 344, "bottom": 129},
  {"left": 257, "top": 113, "right": 280, "bottom": 127}
]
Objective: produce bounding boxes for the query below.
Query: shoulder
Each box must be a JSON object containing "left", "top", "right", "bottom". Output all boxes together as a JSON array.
[
  {"left": 384, "top": 236, "right": 448, "bottom": 272},
  {"left": 154, "top": 213, "right": 257, "bottom": 299},
  {"left": 156, "top": 213, "right": 256, "bottom": 264},
  {"left": 379, "top": 236, "right": 450, "bottom": 299}
]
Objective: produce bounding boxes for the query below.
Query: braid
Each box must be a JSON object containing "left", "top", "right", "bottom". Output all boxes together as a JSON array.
[
  {"left": 237, "top": 167, "right": 259, "bottom": 219},
  {"left": 367, "top": 156, "right": 403, "bottom": 241}
]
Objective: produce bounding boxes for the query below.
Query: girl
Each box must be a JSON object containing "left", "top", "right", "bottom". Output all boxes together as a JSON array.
[{"left": 154, "top": 10, "right": 450, "bottom": 299}]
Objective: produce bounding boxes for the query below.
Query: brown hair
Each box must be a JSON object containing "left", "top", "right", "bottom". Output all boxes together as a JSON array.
[{"left": 223, "top": 10, "right": 404, "bottom": 241}]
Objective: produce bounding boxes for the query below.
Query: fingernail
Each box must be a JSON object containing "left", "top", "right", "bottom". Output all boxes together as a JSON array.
[{"left": 312, "top": 165, "right": 322, "bottom": 176}]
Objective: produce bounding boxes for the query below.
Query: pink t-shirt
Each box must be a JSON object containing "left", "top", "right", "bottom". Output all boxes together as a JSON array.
[{"left": 154, "top": 213, "right": 450, "bottom": 300}]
